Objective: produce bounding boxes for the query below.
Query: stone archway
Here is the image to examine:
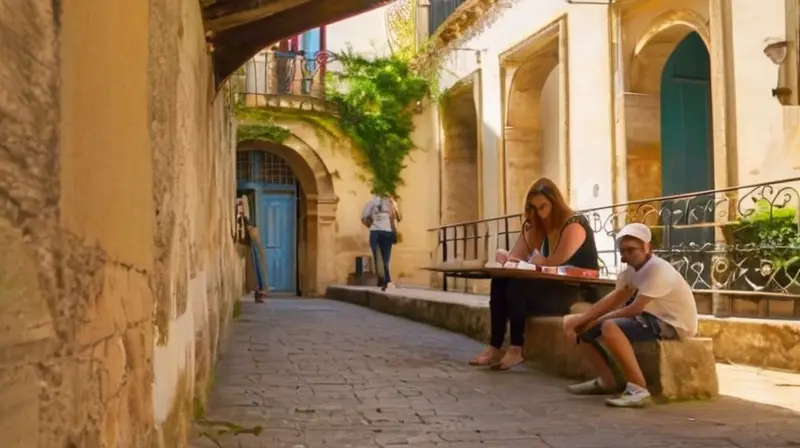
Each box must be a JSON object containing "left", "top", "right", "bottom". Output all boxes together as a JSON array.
[
  {"left": 501, "top": 17, "right": 568, "bottom": 214},
  {"left": 237, "top": 136, "right": 337, "bottom": 296}
]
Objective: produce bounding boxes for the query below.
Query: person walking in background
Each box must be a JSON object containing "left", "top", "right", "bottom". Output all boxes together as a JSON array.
[{"left": 362, "top": 193, "right": 401, "bottom": 291}]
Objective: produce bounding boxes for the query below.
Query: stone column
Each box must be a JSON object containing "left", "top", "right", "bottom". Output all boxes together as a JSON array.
[{"left": 709, "top": 0, "right": 735, "bottom": 317}]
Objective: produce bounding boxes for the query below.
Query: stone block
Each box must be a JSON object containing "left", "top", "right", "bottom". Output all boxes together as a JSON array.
[
  {"left": 524, "top": 316, "right": 593, "bottom": 380},
  {"left": 633, "top": 337, "right": 719, "bottom": 401}
]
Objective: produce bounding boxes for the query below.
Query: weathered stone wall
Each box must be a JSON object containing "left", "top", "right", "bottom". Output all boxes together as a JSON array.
[
  {"left": 0, "top": 0, "right": 244, "bottom": 446},
  {"left": 149, "top": 0, "right": 245, "bottom": 445}
]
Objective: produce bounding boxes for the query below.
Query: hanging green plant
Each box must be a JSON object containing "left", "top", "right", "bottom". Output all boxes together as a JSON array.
[
  {"left": 326, "top": 49, "right": 429, "bottom": 196},
  {"left": 236, "top": 122, "right": 291, "bottom": 144}
]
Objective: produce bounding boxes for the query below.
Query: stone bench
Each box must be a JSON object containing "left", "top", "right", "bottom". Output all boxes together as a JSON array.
[{"left": 524, "top": 316, "right": 719, "bottom": 402}]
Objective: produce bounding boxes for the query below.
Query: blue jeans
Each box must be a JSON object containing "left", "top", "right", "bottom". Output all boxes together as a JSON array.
[{"left": 370, "top": 230, "right": 394, "bottom": 285}]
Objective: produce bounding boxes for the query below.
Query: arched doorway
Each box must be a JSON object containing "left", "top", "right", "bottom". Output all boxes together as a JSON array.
[
  {"left": 502, "top": 25, "right": 567, "bottom": 214},
  {"left": 236, "top": 138, "right": 337, "bottom": 296},
  {"left": 625, "top": 20, "right": 714, "bottom": 287},
  {"left": 659, "top": 31, "right": 714, "bottom": 287},
  {"left": 660, "top": 31, "right": 713, "bottom": 197},
  {"left": 237, "top": 150, "right": 300, "bottom": 293}
]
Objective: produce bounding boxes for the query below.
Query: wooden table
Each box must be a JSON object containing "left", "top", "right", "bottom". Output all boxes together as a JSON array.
[
  {"left": 482, "top": 267, "right": 616, "bottom": 287},
  {"left": 422, "top": 265, "right": 616, "bottom": 292}
]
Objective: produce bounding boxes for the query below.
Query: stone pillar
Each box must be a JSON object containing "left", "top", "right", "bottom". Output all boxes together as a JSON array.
[
  {"left": 709, "top": 0, "right": 735, "bottom": 317},
  {"left": 314, "top": 197, "right": 338, "bottom": 295}
]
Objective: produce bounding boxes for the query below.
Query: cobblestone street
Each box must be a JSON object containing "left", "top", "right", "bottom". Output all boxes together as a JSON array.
[{"left": 190, "top": 298, "right": 800, "bottom": 448}]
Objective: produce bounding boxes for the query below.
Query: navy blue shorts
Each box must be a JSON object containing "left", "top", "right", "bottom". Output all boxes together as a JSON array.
[{"left": 580, "top": 312, "right": 678, "bottom": 344}]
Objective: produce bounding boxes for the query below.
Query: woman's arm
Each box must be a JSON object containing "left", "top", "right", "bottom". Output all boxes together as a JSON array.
[
  {"left": 538, "top": 222, "right": 586, "bottom": 266},
  {"left": 361, "top": 200, "right": 375, "bottom": 227},
  {"left": 508, "top": 222, "right": 543, "bottom": 260}
]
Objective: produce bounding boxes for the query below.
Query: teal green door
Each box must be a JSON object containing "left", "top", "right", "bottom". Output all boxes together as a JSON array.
[{"left": 659, "top": 31, "right": 714, "bottom": 288}]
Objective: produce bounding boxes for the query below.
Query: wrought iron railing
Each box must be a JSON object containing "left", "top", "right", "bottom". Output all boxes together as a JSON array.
[
  {"left": 428, "top": 177, "right": 800, "bottom": 315},
  {"left": 428, "top": 0, "right": 468, "bottom": 36},
  {"left": 227, "top": 49, "right": 335, "bottom": 111}
]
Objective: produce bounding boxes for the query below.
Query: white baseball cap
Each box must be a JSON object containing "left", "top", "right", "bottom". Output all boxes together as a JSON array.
[{"left": 616, "top": 223, "right": 652, "bottom": 244}]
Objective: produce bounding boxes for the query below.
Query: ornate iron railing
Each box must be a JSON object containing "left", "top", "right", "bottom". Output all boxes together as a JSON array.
[
  {"left": 428, "top": 177, "right": 800, "bottom": 316},
  {"left": 227, "top": 49, "right": 335, "bottom": 112}
]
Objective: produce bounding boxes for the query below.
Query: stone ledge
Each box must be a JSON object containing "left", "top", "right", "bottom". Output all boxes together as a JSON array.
[
  {"left": 325, "top": 286, "right": 490, "bottom": 343},
  {"left": 698, "top": 316, "right": 800, "bottom": 373},
  {"left": 326, "top": 286, "right": 800, "bottom": 375}
]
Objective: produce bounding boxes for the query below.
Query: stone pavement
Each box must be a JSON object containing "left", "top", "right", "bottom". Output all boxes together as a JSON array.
[{"left": 190, "top": 298, "right": 800, "bottom": 448}]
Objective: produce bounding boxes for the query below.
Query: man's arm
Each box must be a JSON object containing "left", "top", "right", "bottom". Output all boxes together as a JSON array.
[
  {"left": 594, "top": 293, "right": 655, "bottom": 322},
  {"left": 569, "top": 285, "right": 634, "bottom": 331}
]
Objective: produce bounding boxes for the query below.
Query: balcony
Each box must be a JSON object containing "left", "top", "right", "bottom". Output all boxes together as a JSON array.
[
  {"left": 428, "top": 0, "right": 467, "bottom": 36},
  {"left": 228, "top": 49, "right": 337, "bottom": 114}
]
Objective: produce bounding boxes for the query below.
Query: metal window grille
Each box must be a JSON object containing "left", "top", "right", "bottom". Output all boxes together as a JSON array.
[
  {"left": 262, "top": 152, "right": 297, "bottom": 185},
  {"left": 428, "top": 0, "right": 466, "bottom": 36},
  {"left": 237, "top": 151, "right": 255, "bottom": 182}
]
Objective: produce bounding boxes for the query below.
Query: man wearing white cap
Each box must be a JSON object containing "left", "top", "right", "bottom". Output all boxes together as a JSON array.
[{"left": 562, "top": 223, "right": 698, "bottom": 408}]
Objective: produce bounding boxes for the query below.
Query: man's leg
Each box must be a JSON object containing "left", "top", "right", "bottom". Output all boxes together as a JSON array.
[
  {"left": 600, "top": 316, "right": 663, "bottom": 408},
  {"left": 566, "top": 318, "right": 617, "bottom": 395},
  {"left": 599, "top": 319, "right": 646, "bottom": 388}
]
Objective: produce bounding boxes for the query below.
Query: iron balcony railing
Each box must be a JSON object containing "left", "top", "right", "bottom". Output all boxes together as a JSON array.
[
  {"left": 428, "top": 0, "right": 467, "bottom": 36},
  {"left": 429, "top": 177, "right": 800, "bottom": 303},
  {"left": 226, "top": 49, "right": 334, "bottom": 111}
]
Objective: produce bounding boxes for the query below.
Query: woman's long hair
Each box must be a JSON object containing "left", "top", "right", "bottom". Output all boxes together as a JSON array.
[{"left": 522, "top": 177, "right": 574, "bottom": 241}]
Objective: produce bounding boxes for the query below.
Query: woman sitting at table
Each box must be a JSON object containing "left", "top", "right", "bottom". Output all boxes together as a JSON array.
[{"left": 469, "top": 177, "right": 600, "bottom": 370}]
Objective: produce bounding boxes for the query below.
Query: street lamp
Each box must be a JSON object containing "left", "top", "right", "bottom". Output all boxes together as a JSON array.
[{"left": 763, "top": 38, "right": 791, "bottom": 100}]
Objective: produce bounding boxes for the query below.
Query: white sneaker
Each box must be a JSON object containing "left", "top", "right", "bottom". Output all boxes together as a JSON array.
[
  {"left": 567, "top": 378, "right": 613, "bottom": 395},
  {"left": 605, "top": 383, "right": 652, "bottom": 408},
  {"left": 386, "top": 282, "right": 396, "bottom": 289}
]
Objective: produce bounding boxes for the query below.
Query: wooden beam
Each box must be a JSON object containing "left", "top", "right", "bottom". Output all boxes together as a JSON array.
[
  {"left": 211, "top": 0, "right": 392, "bottom": 88},
  {"left": 204, "top": 0, "right": 315, "bottom": 31}
]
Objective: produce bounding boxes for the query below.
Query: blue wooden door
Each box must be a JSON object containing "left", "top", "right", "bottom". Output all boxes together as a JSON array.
[
  {"left": 660, "top": 32, "right": 713, "bottom": 197},
  {"left": 659, "top": 31, "right": 714, "bottom": 288},
  {"left": 260, "top": 191, "right": 296, "bottom": 293}
]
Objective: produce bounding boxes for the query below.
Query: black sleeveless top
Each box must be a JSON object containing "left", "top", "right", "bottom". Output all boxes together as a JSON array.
[{"left": 540, "top": 214, "right": 599, "bottom": 270}]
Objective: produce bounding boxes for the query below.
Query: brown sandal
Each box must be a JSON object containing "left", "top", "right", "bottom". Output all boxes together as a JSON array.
[
  {"left": 469, "top": 348, "right": 501, "bottom": 366},
  {"left": 489, "top": 355, "right": 524, "bottom": 371}
]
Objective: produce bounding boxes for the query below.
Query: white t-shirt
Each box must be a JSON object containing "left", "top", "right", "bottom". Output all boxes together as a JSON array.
[
  {"left": 361, "top": 196, "right": 394, "bottom": 232},
  {"left": 616, "top": 255, "right": 698, "bottom": 337}
]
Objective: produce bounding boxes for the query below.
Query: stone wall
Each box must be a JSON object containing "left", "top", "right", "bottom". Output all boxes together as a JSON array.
[{"left": 0, "top": 0, "right": 244, "bottom": 447}]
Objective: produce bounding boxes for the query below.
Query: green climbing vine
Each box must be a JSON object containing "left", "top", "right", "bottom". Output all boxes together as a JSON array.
[
  {"left": 236, "top": 123, "right": 290, "bottom": 144},
  {"left": 326, "top": 49, "right": 429, "bottom": 195}
]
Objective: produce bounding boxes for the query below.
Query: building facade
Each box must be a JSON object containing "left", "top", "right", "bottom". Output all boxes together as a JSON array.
[
  {"left": 415, "top": 0, "right": 800, "bottom": 296},
  {"left": 422, "top": 0, "right": 799, "bottom": 220}
]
